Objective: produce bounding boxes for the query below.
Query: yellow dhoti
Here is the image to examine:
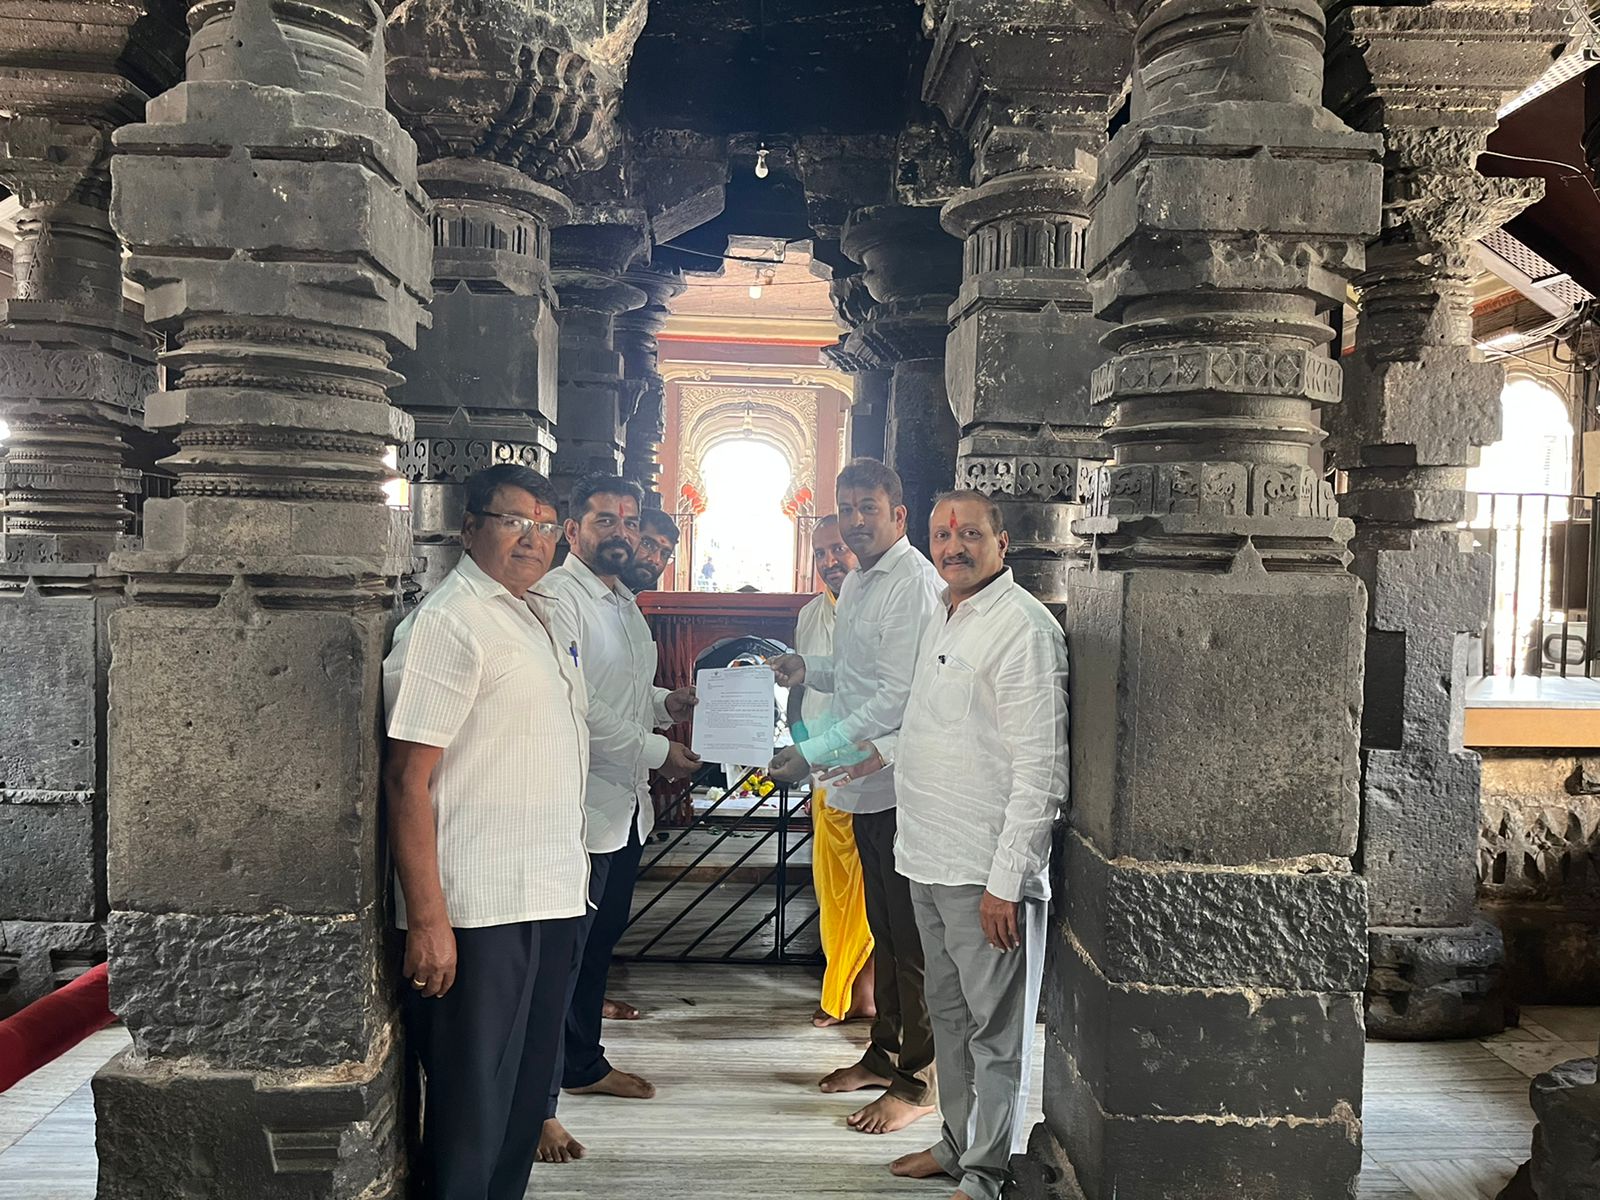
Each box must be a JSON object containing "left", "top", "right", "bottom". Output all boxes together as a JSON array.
[{"left": 812, "top": 789, "right": 874, "bottom": 1020}]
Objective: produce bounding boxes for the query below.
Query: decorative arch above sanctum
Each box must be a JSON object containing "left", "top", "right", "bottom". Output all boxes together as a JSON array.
[{"left": 674, "top": 383, "right": 821, "bottom": 509}]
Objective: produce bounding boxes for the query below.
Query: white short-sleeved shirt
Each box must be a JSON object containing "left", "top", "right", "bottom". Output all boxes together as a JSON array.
[{"left": 383, "top": 553, "right": 590, "bottom": 929}]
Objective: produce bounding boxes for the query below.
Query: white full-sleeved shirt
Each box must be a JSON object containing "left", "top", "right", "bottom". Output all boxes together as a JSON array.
[
  {"left": 795, "top": 536, "right": 941, "bottom": 815},
  {"left": 383, "top": 553, "right": 590, "bottom": 929},
  {"left": 531, "top": 554, "right": 671, "bottom": 853},
  {"left": 792, "top": 589, "right": 837, "bottom": 737},
  {"left": 883, "top": 568, "right": 1069, "bottom": 902}
]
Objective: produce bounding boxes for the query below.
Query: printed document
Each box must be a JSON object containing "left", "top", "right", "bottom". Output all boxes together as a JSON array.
[{"left": 691, "top": 665, "right": 777, "bottom": 764}]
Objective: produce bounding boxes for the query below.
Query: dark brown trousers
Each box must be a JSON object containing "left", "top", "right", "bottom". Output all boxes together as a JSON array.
[{"left": 852, "top": 806, "right": 937, "bottom": 1105}]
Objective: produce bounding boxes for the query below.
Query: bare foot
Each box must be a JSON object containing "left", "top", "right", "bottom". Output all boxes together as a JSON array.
[
  {"left": 602, "top": 997, "right": 641, "bottom": 1020},
  {"left": 813, "top": 1006, "right": 843, "bottom": 1028},
  {"left": 818, "top": 1062, "right": 891, "bottom": 1093},
  {"left": 564, "top": 1068, "right": 656, "bottom": 1099},
  {"left": 847, "top": 1094, "right": 935, "bottom": 1134},
  {"left": 537, "top": 1118, "right": 586, "bottom": 1163},
  {"left": 890, "top": 1150, "right": 950, "bottom": 1179}
]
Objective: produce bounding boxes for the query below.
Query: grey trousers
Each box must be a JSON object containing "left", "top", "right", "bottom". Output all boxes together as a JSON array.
[{"left": 910, "top": 881, "right": 1047, "bottom": 1200}]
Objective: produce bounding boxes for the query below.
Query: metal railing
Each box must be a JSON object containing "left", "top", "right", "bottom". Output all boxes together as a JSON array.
[
  {"left": 1471, "top": 492, "right": 1600, "bottom": 679},
  {"left": 619, "top": 766, "right": 821, "bottom": 965}
]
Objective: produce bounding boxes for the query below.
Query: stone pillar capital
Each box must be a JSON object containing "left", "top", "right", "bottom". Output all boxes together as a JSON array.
[{"left": 386, "top": 0, "right": 645, "bottom": 181}]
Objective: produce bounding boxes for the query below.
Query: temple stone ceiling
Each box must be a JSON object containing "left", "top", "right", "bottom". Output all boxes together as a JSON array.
[{"left": 623, "top": 0, "right": 924, "bottom": 137}]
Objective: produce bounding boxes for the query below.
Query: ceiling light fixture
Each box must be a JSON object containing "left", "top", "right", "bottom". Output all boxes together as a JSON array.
[{"left": 754, "top": 145, "right": 770, "bottom": 180}]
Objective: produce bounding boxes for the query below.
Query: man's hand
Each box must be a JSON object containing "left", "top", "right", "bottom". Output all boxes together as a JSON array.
[
  {"left": 814, "top": 741, "right": 885, "bottom": 787},
  {"left": 403, "top": 918, "right": 458, "bottom": 998},
  {"left": 979, "top": 890, "right": 1021, "bottom": 953},
  {"left": 661, "top": 740, "right": 702, "bottom": 780},
  {"left": 767, "top": 744, "right": 811, "bottom": 783},
  {"left": 768, "top": 653, "right": 806, "bottom": 688},
  {"left": 665, "top": 685, "right": 697, "bottom": 724}
]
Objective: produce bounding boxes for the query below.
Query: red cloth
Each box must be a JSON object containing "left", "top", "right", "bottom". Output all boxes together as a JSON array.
[{"left": 0, "top": 962, "right": 115, "bottom": 1093}]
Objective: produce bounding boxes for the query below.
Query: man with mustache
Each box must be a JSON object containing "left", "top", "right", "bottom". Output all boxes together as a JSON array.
[
  {"left": 383, "top": 464, "right": 587, "bottom": 1198},
  {"left": 767, "top": 458, "right": 942, "bottom": 1135},
  {"left": 834, "top": 490, "right": 1069, "bottom": 1200},
  {"left": 530, "top": 476, "right": 700, "bottom": 1164},
  {"left": 789, "top": 515, "right": 875, "bottom": 1029},
  {"left": 618, "top": 507, "right": 681, "bottom": 597}
]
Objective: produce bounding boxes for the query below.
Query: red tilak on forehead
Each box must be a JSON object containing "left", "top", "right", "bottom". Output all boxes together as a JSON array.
[{"left": 948, "top": 512, "right": 958, "bottom": 529}]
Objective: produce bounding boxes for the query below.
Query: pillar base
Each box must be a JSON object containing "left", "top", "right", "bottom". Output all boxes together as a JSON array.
[
  {"left": 0, "top": 919, "right": 104, "bottom": 1017},
  {"left": 1499, "top": 1054, "right": 1600, "bottom": 1200},
  {"left": 1366, "top": 919, "right": 1513, "bottom": 1040},
  {"left": 1008, "top": 1122, "right": 1087, "bottom": 1200},
  {"left": 93, "top": 1044, "right": 404, "bottom": 1199}
]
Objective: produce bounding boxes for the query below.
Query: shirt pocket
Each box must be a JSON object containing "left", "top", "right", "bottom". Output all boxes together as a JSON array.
[{"left": 926, "top": 656, "right": 976, "bottom": 724}]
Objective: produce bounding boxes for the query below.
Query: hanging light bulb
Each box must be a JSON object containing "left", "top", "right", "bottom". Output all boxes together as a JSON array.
[
  {"left": 748, "top": 282, "right": 763, "bottom": 299},
  {"left": 754, "top": 145, "right": 770, "bottom": 179}
]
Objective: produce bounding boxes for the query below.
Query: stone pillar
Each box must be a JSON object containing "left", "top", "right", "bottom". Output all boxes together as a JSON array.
[
  {"left": 1324, "top": 0, "right": 1565, "bottom": 1042},
  {"left": 549, "top": 222, "right": 648, "bottom": 502},
  {"left": 386, "top": 0, "right": 649, "bottom": 591},
  {"left": 922, "top": 0, "right": 1130, "bottom": 604},
  {"left": 820, "top": 270, "right": 890, "bottom": 463},
  {"left": 1500, "top": 1037, "right": 1600, "bottom": 1200},
  {"left": 618, "top": 264, "right": 686, "bottom": 507},
  {"left": 1019, "top": 0, "right": 1383, "bottom": 1196},
  {"left": 0, "top": 0, "right": 181, "bottom": 1016},
  {"left": 839, "top": 205, "right": 961, "bottom": 542},
  {"left": 94, "top": 0, "right": 430, "bottom": 1194}
]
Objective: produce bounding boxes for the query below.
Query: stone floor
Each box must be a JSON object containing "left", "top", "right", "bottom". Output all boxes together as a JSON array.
[{"left": 1, "top": 964, "right": 1594, "bottom": 1199}]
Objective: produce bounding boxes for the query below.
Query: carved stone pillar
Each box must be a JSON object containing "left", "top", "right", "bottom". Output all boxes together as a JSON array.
[
  {"left": 549, "top": 222, "right": 648, "bottom": 502},
  {"left": 386, "top": 0, "right": 646, "bottom": 590},
  {"left": 1021, "top": 0, "right": 1383, "bottom": 1195},
  {"left": 94, "top": 1, "right": 430, "bottom": 1194},
  {"left": 618, "top": 264, "right": 686, "bottom": 507},
  {"left": 1324, "top": 0, "right": 1566, "bottom": 1042},
  {"left": 839, "top": 204, "right": 961, "bottom": 545},
  {"left": 0, "top": 0, "right": 181, "bottom": 1016},
  {"left": 820, "top": 270, "right": 889, "bottom": 463},
  {"left": 922, "top": 0, "right": 1131, "bottom": 604}
]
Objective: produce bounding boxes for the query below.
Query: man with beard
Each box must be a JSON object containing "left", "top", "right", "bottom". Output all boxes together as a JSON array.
[
  {"left": 530, "top": 475, "right": 700, "bottom": 1164},
  {"left": 383, "top": 464, "right": 586, "bottom": 1198},
  {"left": 789, "top": 515, "right": 875, "bottom": 1029},
  {"left": 833, "top": 491, "right": 1069, "bottom": 1200},
  {"left": 767, "top": 458, "right": 942, "bottom": 1136},
  {"left": 618, "top": 507, "right": 681, "bottom": 596}
]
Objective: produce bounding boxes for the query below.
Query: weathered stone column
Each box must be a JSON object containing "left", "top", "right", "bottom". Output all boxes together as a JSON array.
[
  {"left": 549, "top": 221, "right": 648, "bottom": 500},
  {"left": 1501, "top": 1035, "right": 1600, "bottom": 1200},
  {"left": 386, "top": 0, "right": 649, "bottom": 590},
  {"left": 94, "top": 0, "right": 430, "bottom": 1193},
  {"left": 0, "top": 0, "right": 181, "bottom": 1016},
  {"left": 1020, "top": 0, "right": 1382, "bottom": 1195},
  {"left": 618, "top": 264, "right": 686, "bottom": 506},
  {"left": 839, "top": 204, "right": 961, "bottom": 541},
  {"left": 922, "top": 0, "right": 1130, "bottom": 604},
  {"left": 1324, "top": 0, "right": 1566, "bottom": 1042}
]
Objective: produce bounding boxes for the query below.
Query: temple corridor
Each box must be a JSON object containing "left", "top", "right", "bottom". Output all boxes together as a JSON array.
[{"left": 2, "top": 965, "right": 1596, "bottom": 1200}]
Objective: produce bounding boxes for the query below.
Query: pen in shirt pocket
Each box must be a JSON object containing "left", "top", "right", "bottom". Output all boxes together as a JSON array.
[{"left": 568, "top": 641, "right": 580, "bottom": 667}]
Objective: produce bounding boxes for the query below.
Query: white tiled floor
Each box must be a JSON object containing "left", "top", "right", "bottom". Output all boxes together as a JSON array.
[{"left": 0, "top": 975, "right": 1593, "bottom": 1200}]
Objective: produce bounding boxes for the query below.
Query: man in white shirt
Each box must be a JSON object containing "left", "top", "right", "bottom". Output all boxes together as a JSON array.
[
  {"left": 383, "top": 464, "right": 588, "bottom": 1200},
  {"left": 530, "top": 475, "right": 699, "bottom": 1162},
  {"left": 768, "top": 458, "right": 942, "bottom": 1135},
  {"left": 619, "top": 506, "right": 681, "bottom": 597},
  {"left": 858, "top": 490, "right": 1069, "bottom": 1200},
  {"left": 789, "top": 515, "right": 875, "bottom": 1029}
]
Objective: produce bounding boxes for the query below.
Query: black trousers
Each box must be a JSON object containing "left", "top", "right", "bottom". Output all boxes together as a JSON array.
[
  {"left": 558, "top": 820, "right": 644, "bottom": 1095},
  {"left": 403, "top": 918, "right": 579, "bottom": 1200}
]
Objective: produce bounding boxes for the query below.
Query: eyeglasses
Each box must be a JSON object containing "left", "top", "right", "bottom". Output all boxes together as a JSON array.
[{"left": 473, "top": 510, "right": 562, "bottom": 541}]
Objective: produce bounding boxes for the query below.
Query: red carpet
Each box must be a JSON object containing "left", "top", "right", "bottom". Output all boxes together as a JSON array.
[{"left": 0, "top": 963, "right": 115, "bottom": 1093}]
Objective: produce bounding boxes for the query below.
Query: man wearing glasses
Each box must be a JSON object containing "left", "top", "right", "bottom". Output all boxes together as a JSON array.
[
  {"left": 383, "top": 464, "right": 586, "bottom": 1199},
  {"left": 530, "top": 475, "right": 700, "bottom": 1164},
  {"left": 619, "top": 507, "right": 682, "bottom": 595}
]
